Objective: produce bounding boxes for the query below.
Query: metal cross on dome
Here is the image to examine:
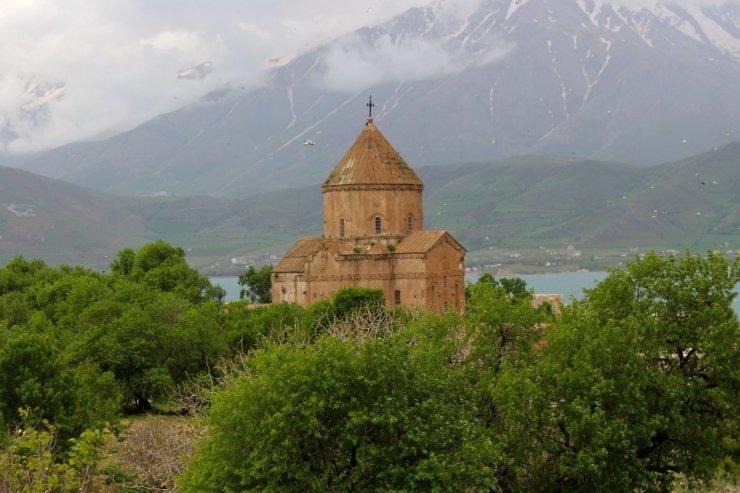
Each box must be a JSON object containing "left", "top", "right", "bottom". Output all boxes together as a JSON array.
[{"left": 367, "top": 95, "right": 375, "bottom": 118}]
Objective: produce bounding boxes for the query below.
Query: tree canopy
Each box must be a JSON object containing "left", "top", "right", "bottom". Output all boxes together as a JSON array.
[
  {"left": 492, "top": 251, "right": 740, "bottom": 491},
  {"left": 0, "top": 241, "right": 234, "bottom": 429},
  {"left": 238, "top": 264, "right": 273, "bottom": 303},
  {"left": 111, "top": 240, "right": 214, "bottom": 303},
  {"left": 179, "top": 321, "right": 497, "bottom": 492}
]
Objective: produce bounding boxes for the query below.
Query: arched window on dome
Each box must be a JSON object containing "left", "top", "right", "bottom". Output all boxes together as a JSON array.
[
  {"left": 339, "top": 218, "right": 345, "bottom": 238},
  {"left": 407, "top": 214, "right": 413, "bottom": 232},
  {"left": 375, "top": 216, "right": 382, "bottom": 235}
]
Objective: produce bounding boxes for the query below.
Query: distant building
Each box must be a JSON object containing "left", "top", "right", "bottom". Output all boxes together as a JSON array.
[{"left": 272, "top": 110, "right": 466, "bottom": 313}]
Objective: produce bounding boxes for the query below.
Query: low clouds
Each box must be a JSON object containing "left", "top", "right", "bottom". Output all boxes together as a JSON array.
[
  {"left": 0, "top": 0, "right": 729, "bottom": 153},
  {"left": 313, "top": 33, "right": 512, "bottom": 92},
  {"left": 0, "top": 0, "right": 434, "bottom": 153},
  {"left": 0, "top": 1, "right": 255, "bottom": 152}
]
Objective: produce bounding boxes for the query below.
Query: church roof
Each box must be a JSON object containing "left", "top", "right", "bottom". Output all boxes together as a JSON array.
[
  {"left": 322, "top": 119, "right": 423, "bottom": 189},
  {"left": 395, "top": 230, "right": 467, "bottom": 254},
  {"left": 272, "top": 237, "right": 323, "bottom": 273},
  {"left": 273, "top": 231, "right": 466, "bottom": 274},
  {"left": 272, "top": 257, "right": 306, "bottom": 273},
  {"left": 282, "top": 237, "right": 324, "bottom": 258}
]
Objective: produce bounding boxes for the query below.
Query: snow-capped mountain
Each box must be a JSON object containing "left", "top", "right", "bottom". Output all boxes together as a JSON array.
[{"left": 15, "top": 0, "right": 740, "bottom": 197}]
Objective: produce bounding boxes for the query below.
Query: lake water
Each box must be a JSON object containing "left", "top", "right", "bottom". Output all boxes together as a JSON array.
[
  {"left": 211, "top": 272, "right": 740, "bottom": 314},
  {"left": 209, "top": 276, "right": 244, "bottom": 302}
]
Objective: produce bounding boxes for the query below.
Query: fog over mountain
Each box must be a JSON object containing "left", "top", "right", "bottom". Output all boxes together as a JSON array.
[
  {"left": 8, "top": 0, "right": 740, "bottom": 197},
  {"left": 0, "top": 0, "right": 436, "bottom": 153}
]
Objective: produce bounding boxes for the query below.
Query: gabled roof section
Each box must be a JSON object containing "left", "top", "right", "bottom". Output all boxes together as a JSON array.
[
  {"left": 395, "top": 230, "right": 467, "bottom": 254},
  {"left": 322, "top": 119, "right": 423, "bottom": 189},
  {"left": 272, "top": 237, "right": 324, "bottom": 273},
  {"left": 272, "top": 257, "right": 306, "bottom": 274}
]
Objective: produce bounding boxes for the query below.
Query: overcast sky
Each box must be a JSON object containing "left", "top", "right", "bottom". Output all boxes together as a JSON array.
[
  {"left": 0, "top": 0, "right": 447, "bottom": 153},
  {"left": 0, "top": 0, "right": 731, "bottom": 153}
]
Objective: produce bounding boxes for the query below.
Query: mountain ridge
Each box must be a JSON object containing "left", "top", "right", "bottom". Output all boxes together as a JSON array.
[
  {"left": 5, "top": 0, "right": 740, "bottom": 197},
  {"left": 1, "top": 142, "right": 738, "bottom": 271}
]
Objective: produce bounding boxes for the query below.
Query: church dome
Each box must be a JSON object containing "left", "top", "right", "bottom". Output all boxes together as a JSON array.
[{"left": 322, "top": 119, "right": 423, "bottom": 190}]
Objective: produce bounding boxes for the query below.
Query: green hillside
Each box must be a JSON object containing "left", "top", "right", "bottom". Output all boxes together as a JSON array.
[
  {"left": 0, "top": 167, "right": 154, "bottom": 268},
  {"left": 1, "top": 143, "right": 738, "bottom": 273},
  {"left": 420, "top": 146, "right": 739, "bottom": 268},
  {"left": 0, "top": 166, "right": 322, "bottom": 271}
]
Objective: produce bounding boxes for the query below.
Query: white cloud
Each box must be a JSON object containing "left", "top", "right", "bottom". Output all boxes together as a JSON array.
[
  {"left": 0, "top": 0, "right": 732, "bottom": 152},
  {"left": 0, "top": 0, "right": 435, "bottom": 153},
  {"left": 313, "top": 33, "right": 512, "bottom": 92},
  {"left": 611, "top": 0, "right": 731, "bottom": 7}
]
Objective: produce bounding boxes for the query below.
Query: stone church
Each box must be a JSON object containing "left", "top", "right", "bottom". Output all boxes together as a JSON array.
[{"left": 272, "top": 108, "right": 466, "bottom": 313}]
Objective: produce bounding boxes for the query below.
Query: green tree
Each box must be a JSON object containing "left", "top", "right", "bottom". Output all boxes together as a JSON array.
[
  {"left": 0, "top": 291, "right": 32, "bottom": 329},
  {"left": 238, "top": 265, "right": 273, "bottom": 303},
  {"left": 111, "top": 240, "right": 212, "bottom": 303},
  {"left": 0, "top": 334, "right": 75, "bottom": 435},
  {"left": 466, "top": 272, "right": 530, "bottom": 301},
  {"left": 224, "top": 301, "right": 306, "bottom": 350},
  {"left": 0, "top": 333, "right": 120, "bottom": 441},
  {"left": 331, "top": 287, "right": 385, "bottom": 317},
  {"left": 0, "top": 257, "right": 52, "bottom": 296},
  {"left": 77, "top": 286, "right": 209, "bottom": 412},
  {"left": 493, "top": 251, "right": 740, "bottom": 491},
  {"left": 464, "top": 277, "right": 552, "bottom": 432},
  {"left": 179, "top": 329, "right": 496, "bottom": 492},
  {"left": 0, "top": 245, "right": 229, "bottom": 423},
  {"left": 465, "top": 276, "right": 548, "bottom": 371},
  {"left": 0, "top": 415, "right": 106, "bottom": 493},
  {"left": 110, "top": 247, "right": 135, "bottom": 276}
]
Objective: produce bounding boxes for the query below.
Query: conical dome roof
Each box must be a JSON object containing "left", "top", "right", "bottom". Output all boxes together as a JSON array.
[{"left": 322, "top": 119, "right": 423, "bottom": 189}]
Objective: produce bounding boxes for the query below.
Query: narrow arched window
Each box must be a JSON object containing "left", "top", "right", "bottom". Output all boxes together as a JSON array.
[
  {"left": 339, "top": 218, "right": 345, "bottom": 238},
  {"left": 407, "top": 214, "right": 413, "bottom": 232},
  {"left": 375, "top": 216, "right": 381, "bottom": 235}
]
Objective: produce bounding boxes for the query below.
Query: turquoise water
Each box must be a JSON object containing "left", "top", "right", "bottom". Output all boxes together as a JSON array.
[
  {"left": 209, "top": 276, "right": 244, "bottom": 302},
  {"left": 507, "top": 271, "right": 609, "bottom": 301},
  {"left": 210, "top": 272, "right": 740, "bottom": 314}
]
